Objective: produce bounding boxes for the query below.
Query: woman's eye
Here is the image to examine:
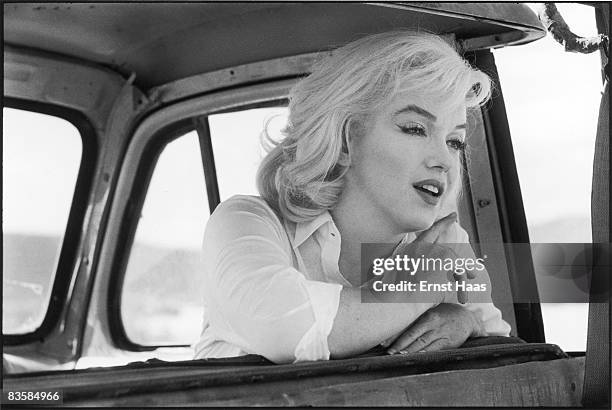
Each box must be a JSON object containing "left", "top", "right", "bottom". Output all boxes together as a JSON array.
[
  {"left": 398, "top": 122, "right": 427, "bottom": 136},
  {"left": 447, "top": 138, "right": 466, "bottom": 151}
]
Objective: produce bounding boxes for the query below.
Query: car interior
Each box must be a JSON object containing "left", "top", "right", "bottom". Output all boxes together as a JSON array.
[{"left": 3, "top": 2, "right": 609, "bottom": 407}]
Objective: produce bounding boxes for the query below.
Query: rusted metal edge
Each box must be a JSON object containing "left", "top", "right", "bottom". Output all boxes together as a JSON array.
[
  {"left": 386, "top": 2, "right": 544, "bottom": 30},
  {"left": 4, "top": 343, "right": 568, "bottom": 401},
  {"left": 375, "top": 2, "right": 545, "bottom": 49},
  {"left": 201, "top": 358, "right": 585, "bottom": 407}
]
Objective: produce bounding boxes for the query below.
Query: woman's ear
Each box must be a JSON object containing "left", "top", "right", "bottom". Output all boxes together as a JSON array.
[
  {"left": 342, "top": 118, "right": 355, "bottom": 156},
  {"left": 340, "top": 117, "right": 356, "bottom": 165},
  {"left": 344, "top": 115, "right": 368, "bottom": 155}
]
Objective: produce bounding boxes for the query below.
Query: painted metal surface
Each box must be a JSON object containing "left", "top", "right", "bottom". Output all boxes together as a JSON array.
[
  {"left": 473, "top": 50, "right": 545, "bottom": 342},
  {"left": 3, "top": 3, "right": 545, "bottom": 88},
  {"left": 4, "top": 46, "right": 123, "bottom": 131},
  {"left": 148, "top": 52, "right": 325, "bottom": 106},
  {"left": 455, "top": 92, "right": 517, "bottom": 334}
]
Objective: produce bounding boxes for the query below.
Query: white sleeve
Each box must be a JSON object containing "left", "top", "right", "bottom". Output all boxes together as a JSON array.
[
  {"left": 202, "top": 197, "right": 342, "bottom": 364},
  {"left": 448, "top": 222, "right": 511, "bottom": 337}
]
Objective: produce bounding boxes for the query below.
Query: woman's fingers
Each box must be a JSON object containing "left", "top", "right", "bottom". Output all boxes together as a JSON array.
[
  {"left": 416, "top": 338, "right": 451, "bottom": 353},
  {"left": 380, "top": 330, "right": 402, "bottom": 347},
  {"left": 397, "top": 330, "right": 438, "bottom": 354},
  {"left": 415, "top": 212, "right": 457, "bottom": 243},
  {"left": 386, "top": 314, "right": 436, "bottom": 354},
  {"left": 389, "top": 330, "right": 435, "bottom": 355},
  {"left": 452, "top": 265, "right": 478, "bottom": 303},
  {"left": 388, "top": 304, "right": 477, "bottom": 355},
  {"left": 453, "top": 272, "right": 468, "bottom": 304}
]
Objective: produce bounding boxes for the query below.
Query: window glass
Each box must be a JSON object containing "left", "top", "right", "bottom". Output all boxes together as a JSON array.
[
  {"left": 121, "top": 131, "right": 209, "bottom": 345},
  {"left": 3, "top": 107, "right": 82, "bottom": 334},
  {"left": 494, "top": 4, "right": 601, "bottom": 351},
  {"left": 209, "top": 106, "right": 288, "bottom": 200}
]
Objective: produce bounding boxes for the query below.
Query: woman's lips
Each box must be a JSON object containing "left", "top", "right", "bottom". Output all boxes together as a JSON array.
[
  {"left": 412, "top": 179, "right": 445, "bottom": 206},
  {"left": 413, "top": 186, "right": 442, "bottom": 205}
]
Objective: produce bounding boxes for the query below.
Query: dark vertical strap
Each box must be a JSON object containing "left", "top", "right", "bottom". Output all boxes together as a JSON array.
[
  {"left": 582, "top": 77, "right": 610, "bottom": 408},
  {"left": 194, "top": 116, "right": 221, "bottom": 213},
  {"left": 583, "top": 3, "right": 610, "bottom": 407}
]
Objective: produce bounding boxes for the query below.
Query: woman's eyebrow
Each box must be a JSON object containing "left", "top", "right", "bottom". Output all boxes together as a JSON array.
[
  {"left": 394, "top": 104, "right": 437, "bottom": 121},
  {"left": 394, "top": 105, "right": 467, "bottom": 130}
]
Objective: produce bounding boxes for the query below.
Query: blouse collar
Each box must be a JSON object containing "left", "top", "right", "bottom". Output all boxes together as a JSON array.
[{"left": 292, "top": 211, "right": 335, "bottom": 247}]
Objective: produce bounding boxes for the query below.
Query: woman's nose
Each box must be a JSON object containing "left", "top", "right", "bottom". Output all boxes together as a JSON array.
[{"left": 425, "top": 138, "right": 453, "bottom": 173}]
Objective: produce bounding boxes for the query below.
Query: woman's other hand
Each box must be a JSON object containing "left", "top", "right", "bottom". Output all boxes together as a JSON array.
[
  {"left": 413, "top": 212, "right": 476, "bottom": 279},
  {"left": 385, "top": 303, "right": 485, "bottom": 354},
  {"left": 413, "top": 213, "right": 480, "bottom": 303},
  {"left": 386, "top": 212, "right": 476, "bottom": 304},
  {"left": 412, "top": 211, "right": 458, "bottom": 243}
]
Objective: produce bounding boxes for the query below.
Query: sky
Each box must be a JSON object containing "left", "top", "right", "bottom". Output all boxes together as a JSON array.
[
  {"left": 3, "top": 110, "right": 82, "bottom": 235},
  {"left": 495, "top": 3, "right": 602, "bottom": 241}
]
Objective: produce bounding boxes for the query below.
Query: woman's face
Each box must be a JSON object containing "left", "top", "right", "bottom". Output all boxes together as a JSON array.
[{"left": 345, "top": 91, "right": 466, "bottom": 234}]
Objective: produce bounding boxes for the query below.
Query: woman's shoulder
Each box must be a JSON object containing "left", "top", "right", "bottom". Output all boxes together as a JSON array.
[
  {"left": 208, "top": 195, "right": 285, "bottom": 233},
  {"left": 214, "top": 194, "right": 278, "bottom": 217}
]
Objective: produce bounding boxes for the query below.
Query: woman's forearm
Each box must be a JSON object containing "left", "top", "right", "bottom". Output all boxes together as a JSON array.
[{"left": 327, "top": 286, "right": 437, "bottom": 358}]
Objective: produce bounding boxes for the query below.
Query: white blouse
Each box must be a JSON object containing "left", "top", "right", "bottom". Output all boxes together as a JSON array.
[{"left": 193, "top": 195, "right": 510, "bottom": 364}]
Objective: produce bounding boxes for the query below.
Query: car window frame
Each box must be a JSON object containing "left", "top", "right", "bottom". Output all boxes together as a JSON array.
[
  {"left": 201, "top": 98, "right": 289, "bottom": 209},
  {"left": 108, "top": 100, "right": 290, "bottom": 350},
  {"left": 87, "top": 80, "right": 294, "bottom": 356},
  {"left": 108, "top": 118, "right": 200, "bottom": 351},
  {"left": 467, "top": 50, "right": 545, "bottom": 343},
  {"left": 3, "top": 97, "right": 98, "bottom": 345}
]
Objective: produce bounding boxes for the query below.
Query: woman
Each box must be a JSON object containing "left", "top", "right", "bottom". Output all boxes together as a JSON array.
[{"left": 194, "top": 31, "right": 510, "bottom": 364}]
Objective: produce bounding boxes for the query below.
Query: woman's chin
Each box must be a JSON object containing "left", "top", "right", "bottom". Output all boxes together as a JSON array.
[{"left": 400, "top": 216, "right": 436, "bottom": 234}]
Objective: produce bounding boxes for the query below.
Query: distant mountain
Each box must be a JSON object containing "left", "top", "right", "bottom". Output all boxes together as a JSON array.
[
  {"left": 3, "top": 233, "right": 64, "bottom": 333},
  {"left": 3, "top": 233, "right": 205, "bottom": 315},
  {"left": 124, "top": 244, "right": 205, "bottom": 304},
  {"left": 3, "top": 233, "right": 61, "bottom": 284}
]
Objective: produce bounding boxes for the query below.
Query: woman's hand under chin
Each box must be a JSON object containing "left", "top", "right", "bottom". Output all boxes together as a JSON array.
[{"left": 384, "top": 303, "right": 486, "bottom": 355}]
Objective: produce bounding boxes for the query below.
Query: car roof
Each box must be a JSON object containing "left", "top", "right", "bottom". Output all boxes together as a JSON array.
[{"left": 4, "top": 2, "right": 545, "bottom": 89}]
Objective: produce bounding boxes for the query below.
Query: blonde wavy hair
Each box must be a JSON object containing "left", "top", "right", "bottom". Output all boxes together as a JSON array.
[{"left": 257, "top": 30, "right": 491, "bottom": 223}]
